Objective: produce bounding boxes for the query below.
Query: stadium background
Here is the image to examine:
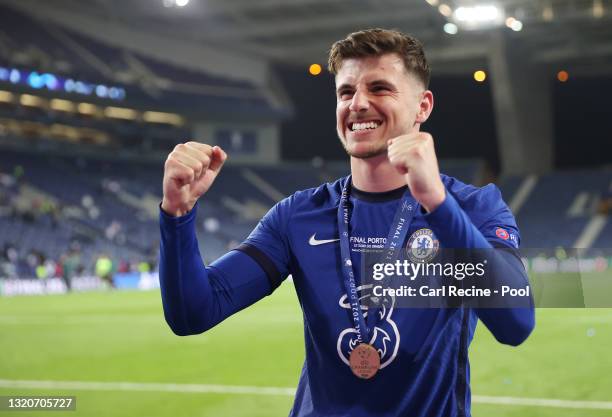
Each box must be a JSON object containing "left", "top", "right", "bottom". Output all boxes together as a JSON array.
[{"left": 0, "top": 0, "right": 611, "bottom": 416}]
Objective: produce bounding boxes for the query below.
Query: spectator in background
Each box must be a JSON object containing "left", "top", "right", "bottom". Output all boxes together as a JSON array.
[
  {"left": 95, "top": 254, "right": 114, "bottom": 288},
  {"left": 117, "top": 259, "right": 131, "bottom": 273},
  {"left": 54, "top": 261, "right": 64, "bottom": 281},
  {"left": 146, "top": 244, "right": 158, "bottom": 272},
  {"left": 31, "top": 251, "right": 51, "bottom": 281},
  {"left": 0, "top": 244, "right": 18, "bottom": 279},
  {"left": 137, "top": 260, "right": 151, "bottom": 274},
  {"left": 25, "top": 250, "right": 42, "bottom": 278},
  {"left": 60, "top": 247, "right": 80, "bottom": 292},
  {"left": 35, "top": 262, "right": 47, "bottom": 280},
  {"left": 43, "top": 258, "right": 57, "bottom": 279}
]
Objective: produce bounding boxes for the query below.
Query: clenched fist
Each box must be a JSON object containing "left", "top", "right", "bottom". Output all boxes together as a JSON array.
[
  {"left": 387, "top": 132, "right": 446, "bottom": 213},
  {"left": 161, "top": 142, "right": 227, "bottom": 217}
]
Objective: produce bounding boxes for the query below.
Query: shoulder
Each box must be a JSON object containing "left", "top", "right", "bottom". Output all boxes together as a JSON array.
[
  {"left": 441, "top": 174, "right": 516, "bottom": 229},
  {"left": 279, "top": 176, "right": 347, "bottom": 211},
  {"left": 261, "top": 176, "right": 345, "bottom": 226}
]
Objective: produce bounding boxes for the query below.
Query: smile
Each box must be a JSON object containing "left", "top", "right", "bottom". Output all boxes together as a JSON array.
[{"left": 348, "top": 120, "right": 382, "bottom": 132}]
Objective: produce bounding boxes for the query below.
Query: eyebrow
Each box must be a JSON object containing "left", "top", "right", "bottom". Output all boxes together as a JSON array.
[
  {"left": 336, "top": 79, "right": 397, "bottom": 94},
  {"left": 336, "top": 83, "right": 354, "bottom": 94},
  {"left": 368, "top": 79, "right": 397, "bottom": 89}
]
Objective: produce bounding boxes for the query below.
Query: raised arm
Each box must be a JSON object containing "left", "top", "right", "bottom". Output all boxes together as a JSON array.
[
  {"left": 425, "top": 189, "right": 535, "bottom": 346},
  {"left": 158, "top": 142, "right": 286, "bottom": 335},
  {"left": 386, "top": 132, "right": 534, "bottom": 346}
]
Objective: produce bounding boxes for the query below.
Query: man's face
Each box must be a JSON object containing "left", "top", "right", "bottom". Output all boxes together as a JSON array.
[{"left": 335, "top": 53, "right": 426, "bottom": 159}]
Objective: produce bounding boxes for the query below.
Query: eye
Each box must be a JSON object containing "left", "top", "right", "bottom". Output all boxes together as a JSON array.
[
  {"left": 371, "top": 85, "right": 390, "bottom": 93},
  {"left": 338, "top": 89, "right": 354, "bottom": 99}
]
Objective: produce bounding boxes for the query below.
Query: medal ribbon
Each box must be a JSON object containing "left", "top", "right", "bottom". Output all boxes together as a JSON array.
[{"left": 337, "top": 175, "right": 419, "bottom": 345}]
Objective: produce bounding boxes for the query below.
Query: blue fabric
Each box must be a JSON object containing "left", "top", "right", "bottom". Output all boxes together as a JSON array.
[
  {"left": 159, "top": 174, "right": 535, "bottom": 417},
  {"left": 159, "top": 205, "right": 272, "bottom": 335}
]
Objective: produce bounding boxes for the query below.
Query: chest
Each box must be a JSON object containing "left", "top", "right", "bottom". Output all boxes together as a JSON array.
[{"left": 289, "top": 200, "right": 437, "bottom": 309}]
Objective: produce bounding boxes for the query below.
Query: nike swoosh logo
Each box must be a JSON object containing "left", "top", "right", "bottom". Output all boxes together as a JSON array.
[{"left": 308, "top": 233, "right": 340, "bottom": 246}]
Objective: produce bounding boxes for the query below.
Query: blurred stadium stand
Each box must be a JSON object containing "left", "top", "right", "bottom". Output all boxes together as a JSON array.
[
  {"left": 499, "top": 171, "right": 612, "bottom": 249},
  {"left": 0, "top": 4, "right": 283, "bottom": 117}
]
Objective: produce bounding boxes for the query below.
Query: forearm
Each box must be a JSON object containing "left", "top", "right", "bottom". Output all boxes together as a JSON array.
[
  {"left": 425, "top": 191, "right": 490, "bottom": 249},
  {"left": 425, "top": 192, "right": 535, "bottom": 345},
  {"left": 159, "top": 204, "right": 271, "bottom": 335},
  {"left": 474, "top": 250, "right": 535, "bottom": 346},
  {"left": 159, "top": 203, "right": 211, "bottom": 335}
]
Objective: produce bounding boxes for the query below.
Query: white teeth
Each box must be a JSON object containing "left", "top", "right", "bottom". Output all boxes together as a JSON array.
[{"left": 351, "top": 121, "right": 380, "bottom": 131}]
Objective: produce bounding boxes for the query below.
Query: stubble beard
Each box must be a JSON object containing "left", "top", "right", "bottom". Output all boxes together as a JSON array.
[{"left": 339, "top": 135, "right": 388, "bottom": 159}]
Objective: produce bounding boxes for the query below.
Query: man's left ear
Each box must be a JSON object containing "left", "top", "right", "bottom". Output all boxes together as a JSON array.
[{"left": 415, "top": 90, "right": 434, "bottom": 124}]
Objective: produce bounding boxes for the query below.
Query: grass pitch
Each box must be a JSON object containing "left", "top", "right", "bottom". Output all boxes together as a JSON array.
[{"left": 0, "top": 280, "right": 611, "bottom": 417}]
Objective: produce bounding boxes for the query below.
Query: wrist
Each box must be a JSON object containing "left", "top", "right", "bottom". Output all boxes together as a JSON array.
[
  {"left": 420, "top": 186, "right": 446, "bottom": 213},
  {"left": 161, "top": 198, "right": 194, "bottom": 217}
]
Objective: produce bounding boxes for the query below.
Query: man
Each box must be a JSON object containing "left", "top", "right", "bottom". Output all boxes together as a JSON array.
[{"left": 159, "top": 29, "right": 534, "bottom": 417}]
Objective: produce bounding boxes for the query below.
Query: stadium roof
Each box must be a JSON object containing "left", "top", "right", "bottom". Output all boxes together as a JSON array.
[{"left": 4, "top": 0, "right": 612, "bottom": 76}]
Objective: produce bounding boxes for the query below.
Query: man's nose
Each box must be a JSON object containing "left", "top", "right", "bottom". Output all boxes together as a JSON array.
[{"left": 348, "top": 90, "right": 369, "bottom": 113}]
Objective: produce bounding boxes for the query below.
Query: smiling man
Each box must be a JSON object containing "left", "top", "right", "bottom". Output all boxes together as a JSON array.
[
  {"left": 331, "top": 37, "right": 444, "bottom": 211},
  {"left": 159, "top": 28, "right": 534, "bottom": 417}
]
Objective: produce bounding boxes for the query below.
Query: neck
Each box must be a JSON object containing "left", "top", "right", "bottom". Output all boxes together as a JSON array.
[{"left": 350, "top": 154, "right": 406, "bottom": 192}]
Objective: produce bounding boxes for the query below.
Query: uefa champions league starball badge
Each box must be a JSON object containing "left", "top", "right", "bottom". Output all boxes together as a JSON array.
[{"left": 406, "top": 228, "right": 440, "bottom": 263}]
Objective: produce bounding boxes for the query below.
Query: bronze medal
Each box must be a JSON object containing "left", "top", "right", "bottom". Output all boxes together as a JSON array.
[{"left": 349, "top": 343, "right": 381, "bottom": 379}]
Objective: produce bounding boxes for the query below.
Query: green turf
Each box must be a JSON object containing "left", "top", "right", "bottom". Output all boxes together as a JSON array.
[{"left": 0, "top": 281, "right": 611, "bottom": 417}]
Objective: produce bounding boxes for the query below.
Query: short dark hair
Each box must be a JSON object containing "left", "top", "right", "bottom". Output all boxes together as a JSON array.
[{"left": 328, "top": 28, "right": 430, "bottom": 88}]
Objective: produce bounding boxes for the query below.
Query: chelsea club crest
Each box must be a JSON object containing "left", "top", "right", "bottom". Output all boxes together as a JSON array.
[{"left": 406, "top": 228, "right": 439, "bottom": 263}]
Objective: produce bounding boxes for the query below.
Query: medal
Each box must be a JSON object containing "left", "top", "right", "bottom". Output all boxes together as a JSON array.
[
  {"left": 349, "top": 343, "right": 381, "bottom": 379},
  {"left": 337, "top": 176, "right": 418, "bottom": 379}
]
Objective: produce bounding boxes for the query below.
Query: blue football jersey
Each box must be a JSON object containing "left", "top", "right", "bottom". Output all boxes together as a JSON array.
[
  {"left": 239, "top": 174, "right": 529, "bottom": 417},
  {"left": 159, "top": 174, "right": 534, "bottom": 417}
]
